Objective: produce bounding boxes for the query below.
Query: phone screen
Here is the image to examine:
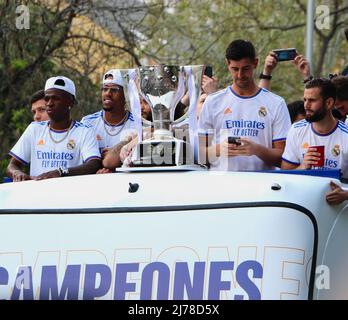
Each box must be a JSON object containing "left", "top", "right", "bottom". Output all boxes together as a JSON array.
[
  {"left": 273, "top": 48, "right": 297, "bottom": 62},
  {"left": 204, "top": 66, "right": 213, "bottom": 78},
  {"left": 228, "top": 136, "right": 241, "bottom": 145}
]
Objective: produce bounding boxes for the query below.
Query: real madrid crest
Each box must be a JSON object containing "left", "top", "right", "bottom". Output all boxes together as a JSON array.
[
  {"left": 258, "top": 106, "right": 267, "bottom": 117},
  {"left": 67, "top": 139, "right": 76, "bottom": 150},
  {"left": 332, "top": 144, "right": 340, "bottom": 157}
]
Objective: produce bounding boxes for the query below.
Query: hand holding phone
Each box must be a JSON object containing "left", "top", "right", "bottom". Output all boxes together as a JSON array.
[
  {"left": 202, "top": 66, "right": 219, "bottom": 94},
  {"left": 272, "top": 48, "right": 297, "bottom": 62},
  {"left": 228, "top": 136, "right": 241, "bottom": 146}
]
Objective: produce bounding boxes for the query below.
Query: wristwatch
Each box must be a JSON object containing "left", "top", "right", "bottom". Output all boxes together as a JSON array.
[
  {"left": 58, "top": 167, "right": 69, "bottom": 177},
  {"left": 259, "top": 73, "right": 272, "bottom": 80}
]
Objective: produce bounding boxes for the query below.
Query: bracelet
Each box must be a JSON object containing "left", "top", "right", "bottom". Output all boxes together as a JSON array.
[
  {"left": 303, "top": 75, "right": 314, "bottom": 84},
  {"left": 259, "top": 73, "right": 272, "bottom": 80}
]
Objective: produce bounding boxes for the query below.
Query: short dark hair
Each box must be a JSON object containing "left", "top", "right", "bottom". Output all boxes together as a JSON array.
[
  {"left": 225, "top": 39, "right": 256, "bottom": 61},
  {"left": 331, "top": 75, "right": 348, "bottom": 101},
  {"left": 30, "top": 90, "right": 45, "bottom": 105},
  {"left": 305, "top": 78, "right": 336, "bottom": 102},
  {"left": 287, "top": 100, "right": 305, "bottom": 123}
]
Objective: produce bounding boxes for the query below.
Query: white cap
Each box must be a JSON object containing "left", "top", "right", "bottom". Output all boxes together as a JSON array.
[
  {"left": 103, "top": 69, "right": 123, "bottom": 87},
  {"left": 45, "top": 76, "right": 76, "bottom": 98}
]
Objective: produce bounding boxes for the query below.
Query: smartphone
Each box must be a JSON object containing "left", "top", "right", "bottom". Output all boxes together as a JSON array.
[
  {"left": 204, "top": 65, "right": 213, "bottom": 78},
  {"left": 272, "top": 48, "right": 297, "bottom": 61},
  {"left": 228, "top": 136, "right": 241, "bottom": 146}
]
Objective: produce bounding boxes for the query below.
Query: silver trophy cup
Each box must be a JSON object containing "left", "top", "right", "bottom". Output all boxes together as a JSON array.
[{"left": 125, "top": 64, "right": 204, "bottom": 167}]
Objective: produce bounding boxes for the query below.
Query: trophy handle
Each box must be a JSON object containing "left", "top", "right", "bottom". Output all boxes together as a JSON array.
[
  {"left": 172, "top": 65, "right": 204, "bottom": 126},
  {"left": 120, "top": 69, "right": 143, "bottom": 142},
  {"left": 119, "top": 69, "right": 132, "bottom": 111},
  {"left": 169, "top": 67, "right": 186, "bottom": 123}
]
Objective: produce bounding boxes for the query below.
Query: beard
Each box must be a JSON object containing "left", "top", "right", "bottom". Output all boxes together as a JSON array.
[
  {"left": 235, "top": 78, "right": 250, "bottom": 89},
  {"left": 102, "top": 102, "right": 116, "bottom": 112},
  {"left": 305, "top": 106, "right": 327, "bottom": 122},
  {"left": 102, "top": 106, "right": 112, "bottom": 112}
]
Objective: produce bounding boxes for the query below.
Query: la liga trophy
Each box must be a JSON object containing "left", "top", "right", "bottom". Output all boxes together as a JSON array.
[{"left": 126, "top": 65, "right": 204, "bottom": 168}]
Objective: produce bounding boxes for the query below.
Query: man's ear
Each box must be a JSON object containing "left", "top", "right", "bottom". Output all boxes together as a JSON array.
[
  {"left": 326, "top": 97, "right": 335, "bottom": 110},
  {"left": 253, "top": 58, "right": 259, "bottom": 69},
  {"left": 70, "top": 94, "right": 76, "bottom": 106}
]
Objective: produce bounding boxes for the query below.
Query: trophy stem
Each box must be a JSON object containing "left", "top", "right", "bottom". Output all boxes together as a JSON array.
[{"left": 153, "top": 129, "right": 173, "bottom": 140}]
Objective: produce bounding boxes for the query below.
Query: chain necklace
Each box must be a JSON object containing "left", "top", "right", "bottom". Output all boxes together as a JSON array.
[
  {"left": 103, "top": 111, "right": 129, "bottom": 136},
  {"left": 48, "top": 121, "right": 73, "bottom": 144}
]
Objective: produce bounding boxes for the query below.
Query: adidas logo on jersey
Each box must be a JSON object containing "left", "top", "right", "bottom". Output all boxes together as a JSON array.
[
  {"left": 224, "top": 107, "right": 232, "bottom": 115},
  {"left": 37, "top": 139, "right": 45, "bottom": 145}
]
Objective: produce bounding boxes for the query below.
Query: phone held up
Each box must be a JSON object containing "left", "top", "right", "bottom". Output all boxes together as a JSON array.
[
  {"left": 204, "top": 65, "right": 213, "bottom": 78},
  {"left": 228, "top": 136, "right": 241, "bottom": 146},
  {"left": 272, "top": 48, "right": 297, "bottom": 62}
]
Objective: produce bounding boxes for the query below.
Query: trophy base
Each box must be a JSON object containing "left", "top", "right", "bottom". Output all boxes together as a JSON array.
[
  {"left": 116, "top": 164, "right": 207, "bottom": 173},
  {"left": 131, "top": 138, "right": 192, "bottom": 167}
]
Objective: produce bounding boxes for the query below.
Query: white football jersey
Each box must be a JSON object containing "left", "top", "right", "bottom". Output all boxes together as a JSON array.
[
  {"left": 9, "top": 121, "right": 101, "bottom": 177},
  {"left": 282, "top": 120, "right": 348, "bottom": 177},
  {"left": 198, "top": 86, "right": 291, "bottom": 171},
  {"left": 81, "top": 111, "right": 136, "bottom": 152}
]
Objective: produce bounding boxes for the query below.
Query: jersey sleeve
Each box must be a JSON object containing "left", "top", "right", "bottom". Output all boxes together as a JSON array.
[
  {"left": 80, "top": 127, "right": 102, "bottom": 162},
  {"left": 80, "top": 115, "right": 87, "bottom": 124},
  {"left": 282, "top": 126, "right": 301, "bottom": 165},
  {"left": 9, "top": 124, "right": 34, "bottom": 165},
  {"left": 80, "top": 115, "right": 93, "bottom": 126},
  {"left": 197, "top": 98, "right": 214, "bottom": 134},
  {"left": 272, "top": 99, "right": 291, "bottom": 142}
]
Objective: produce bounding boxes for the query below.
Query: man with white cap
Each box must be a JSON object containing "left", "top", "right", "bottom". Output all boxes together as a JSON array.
[
  {"left": 7, "top": 76, "right": 101, "bottom": 182},
  {"left": 81, "top": 69, "right": 136, "bottom": 162}
]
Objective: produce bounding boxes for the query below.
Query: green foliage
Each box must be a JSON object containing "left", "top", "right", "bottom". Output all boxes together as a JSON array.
[
  {"left": 10, "top": 59, "right": 28, "bottom": 71},
  {"left": 11, "top": 108, "right": 31, "bottom": 134},
  {"left": 1, "top": 0, "right": 347, "bottom": 183},
  {"left": 141, "top": 0, "right": 348, "bottom": 103},
  {"left": 0, "top": 158, "right": 10, "bottom": 183},
  {"left": 0, "top": 1, "right": 100, "bottom": 181}
]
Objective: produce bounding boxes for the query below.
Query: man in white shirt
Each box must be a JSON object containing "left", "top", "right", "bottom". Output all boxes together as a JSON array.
[
  {"left": 198, "top": 39, "right": 291, "bottom": 171},
  {"left": 81, "top": 69, "right": 136, "bottom": 154},
  {"left": 281, "top": 78, "right": 348, "bottom": 205},
  {"left": 7, "top": 76, "right": 101, "bottom": 182}
]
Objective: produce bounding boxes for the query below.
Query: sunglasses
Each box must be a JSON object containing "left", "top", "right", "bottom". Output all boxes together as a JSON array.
[{"left": 101, "top": 86, "right": 122, "bottom": 93}]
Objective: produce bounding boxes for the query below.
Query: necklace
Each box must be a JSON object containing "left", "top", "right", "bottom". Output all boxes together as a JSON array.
[
  {"left": 103, "top": 111, "right": 128, "bottom": 136},
  {"left": 48, "top": 121, "right": 73, "bottom": 144}
]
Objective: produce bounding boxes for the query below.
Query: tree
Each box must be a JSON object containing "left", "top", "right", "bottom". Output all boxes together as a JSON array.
[
  {"left": 0, "top": 0, "right": 164, "bottom": 180},
  {"left": 139, "top": 0, "right": 348, "bottom": 101},
  {"left": 1, "top": 0, "right": 347, "bottom": 181}
]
